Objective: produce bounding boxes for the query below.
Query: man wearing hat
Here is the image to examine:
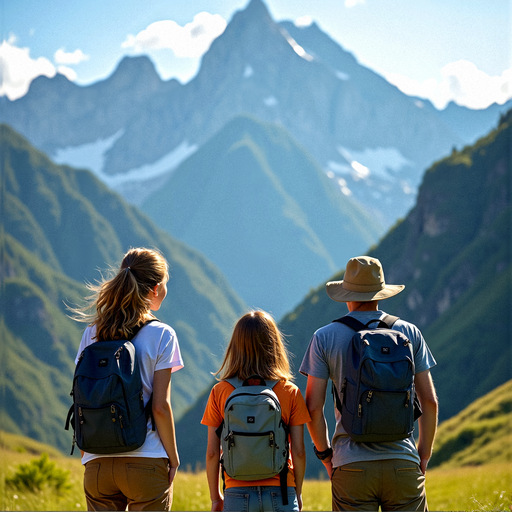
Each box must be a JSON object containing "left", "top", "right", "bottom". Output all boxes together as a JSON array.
[{"left": 300, "top": 256, "right": 438, "bottom": 511}]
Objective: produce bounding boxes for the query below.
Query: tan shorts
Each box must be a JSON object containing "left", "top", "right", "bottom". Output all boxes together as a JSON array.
[
  {"left": 84, "top": 457, "right": 172, "bottom": 511},
  {"left": 331, "top": 459, "right": 427, "bottom": 511}
]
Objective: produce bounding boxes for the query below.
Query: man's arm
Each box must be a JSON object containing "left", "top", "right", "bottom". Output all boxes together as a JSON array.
[
  {"left": 305, "top": 375, "right": 332, "bottom": 477},
  {"left": 414, "top": 369, "right": 438, "bottom": 474}
]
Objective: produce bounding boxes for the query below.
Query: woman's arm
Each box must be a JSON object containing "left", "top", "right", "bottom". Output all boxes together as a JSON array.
[
  {"left": 152, "top": 369, "right": 179, "bottom": 482},
  {"left": 206, "top": 426, "right": 223, "bottom": 511},
  {"left": 290, "top": 424, "right": 306, "bottom": 511}
]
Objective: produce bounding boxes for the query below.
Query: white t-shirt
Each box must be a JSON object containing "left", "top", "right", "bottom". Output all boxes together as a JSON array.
[{"left": 75, "top": 320, "right": 184, "bottom": 465}]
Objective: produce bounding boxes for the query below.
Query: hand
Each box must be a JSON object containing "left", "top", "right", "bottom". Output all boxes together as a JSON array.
[
  {"left": 211, "top": 498, "right": 224, "bottom": 511},
  {"left": 323, "top": 459, "right": 333, "bottom": 479},
  {"left": 169, "top": 466, "right": 178, "bottom": 485},
  {"left": 296, "top": 493, "right": 303, "bottom": 511},
  {"left": 420, "top": 458, "right": 429, "bottom": 475}
]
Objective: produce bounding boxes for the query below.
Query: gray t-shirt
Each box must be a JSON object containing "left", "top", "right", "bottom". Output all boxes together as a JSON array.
[{"left": 299, "top": 310, "right": 436, "bottom": 468}]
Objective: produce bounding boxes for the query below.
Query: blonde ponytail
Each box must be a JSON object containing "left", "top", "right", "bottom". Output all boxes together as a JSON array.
[{"left": 70, "top": 247, "right": 169, "bottom": 341}]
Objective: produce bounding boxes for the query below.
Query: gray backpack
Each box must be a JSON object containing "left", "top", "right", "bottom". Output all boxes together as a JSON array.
[
  {"left": 332, "top": 315, "right": 420, "bottom": 442},
  {"left": 65, "top": 320, "right": 155, "bottom": 455},
  {"left": 216, "top": 375, "right": 289, "bottom": 505}
]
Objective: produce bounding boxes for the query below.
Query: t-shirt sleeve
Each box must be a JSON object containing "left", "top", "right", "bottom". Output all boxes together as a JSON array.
[
  {"left": 155, "top": 326, "right": 184, "bottom": 373},
  {"left": 395, "top": 321, "right": 436, "bottom": 374},
  {"left": 75, "top": 326, "right": 94, "bottom": 365},
  {"left": 288, "top": 386, "right": 311, "bottom": 426},
  {"left": 299, "top": 333, "right": 330, "bottom": 379},
  {"left": 201, "top": 384, "right": 225, "bottom": 428}
]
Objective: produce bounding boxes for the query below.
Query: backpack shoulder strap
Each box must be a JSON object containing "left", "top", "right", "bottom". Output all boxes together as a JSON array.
[
  {"left": 332, "top": 316, "right": 367, "bottom": 332},
  {"left": 225, "top": 377, "right": 242, "bottom": 389},
  {"left": 130, "top": 318, "right": 159, "bottom": 340},
  {"left": 380, "top": 314, "right": 399, "bottom": 329}
]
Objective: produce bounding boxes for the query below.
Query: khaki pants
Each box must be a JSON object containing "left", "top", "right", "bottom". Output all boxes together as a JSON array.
[
  {"left": 84, "top": 457, "right": 172, "bottom": 511},
  {"left": 331, "top": 459, "right": 427, "bottom": 511}
]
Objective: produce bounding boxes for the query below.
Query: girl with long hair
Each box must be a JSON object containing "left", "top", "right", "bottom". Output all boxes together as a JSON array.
[
  {"left": 201, "top": 310, "right": 310, "bottom": 512},
  {"left": 71, "top": 247, "right": 183, "bottom": 511}
]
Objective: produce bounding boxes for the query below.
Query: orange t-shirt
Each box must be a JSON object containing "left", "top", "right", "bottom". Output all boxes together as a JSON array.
[{"left": 201, "top": 379, "right": 311, "bottom": 489}]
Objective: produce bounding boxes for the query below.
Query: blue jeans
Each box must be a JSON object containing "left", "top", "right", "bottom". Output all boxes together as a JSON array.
[{"left": 223, "top": 486, "right": 298, "bottom": 512}]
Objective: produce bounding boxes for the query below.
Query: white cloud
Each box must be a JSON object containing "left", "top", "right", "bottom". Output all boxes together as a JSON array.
[
  {"left": 57, "top": 65, "right": 77, "bottom": 81},
  {"left": 294, "top": 15, "right": 313, "bottom": 28},
  {"left": 121, "top": 12, "right": 227, "bottom": 59},
  {"left": 345, "top": 0, "right": 365, "bottom": 7},
  {"left": 54, "top": 48, "right": 90, "bottom": 65},
  {"left": 0, "top": 38, "right": 56, "bottom": 100},
  {"left": 386, "top": 60, "right": 512, "bottom": 110}
]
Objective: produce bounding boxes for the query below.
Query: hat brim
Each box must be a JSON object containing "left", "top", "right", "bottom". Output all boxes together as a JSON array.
[{"left": 326, "top": 281, "right": 405, "bottom": 302}]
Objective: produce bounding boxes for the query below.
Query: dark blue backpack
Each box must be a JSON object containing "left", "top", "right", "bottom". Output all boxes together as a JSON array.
[
  {"left": 65, "top": 320, "right": 155, "bottom": 455},
  {"left": 332, "top": 315, "right": 421, "bottom": 442}
]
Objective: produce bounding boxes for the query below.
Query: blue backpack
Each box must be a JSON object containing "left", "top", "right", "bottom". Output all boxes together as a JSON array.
[
  {"left": 332, "top": 315, "right": 421, "bottom": 442},
  {"left": 65, "top": 320, "right": 156, "bottom": 455}
]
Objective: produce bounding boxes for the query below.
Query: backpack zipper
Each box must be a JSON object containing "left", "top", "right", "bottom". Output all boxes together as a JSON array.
[{"left": 225, "top": 430, "right": 276, "bottom": 449}]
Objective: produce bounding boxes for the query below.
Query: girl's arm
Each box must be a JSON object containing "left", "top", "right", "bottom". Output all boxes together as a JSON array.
[
  {"left": 152, "top": 369, "right": 180, "bottom": 482},
  {"left": 290, "top": 424, "right": 306, "bottom": 511},
  {"left": 206, "top": 426, "right": 223, "bottom": 511}
]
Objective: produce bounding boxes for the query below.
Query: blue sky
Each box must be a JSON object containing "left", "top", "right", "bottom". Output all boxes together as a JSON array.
[{"left": 1, "top": 0, "right": 510, "bottom": 109}]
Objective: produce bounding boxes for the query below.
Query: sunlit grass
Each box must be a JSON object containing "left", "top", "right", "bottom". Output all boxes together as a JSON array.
[{"left": 1, "top": 431, "right": 510, "bottom": 512}]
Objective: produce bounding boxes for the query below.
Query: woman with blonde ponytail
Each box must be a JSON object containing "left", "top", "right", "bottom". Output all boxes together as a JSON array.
[{"left": 72, "top": 247, "right": 183, "bottom": 511}]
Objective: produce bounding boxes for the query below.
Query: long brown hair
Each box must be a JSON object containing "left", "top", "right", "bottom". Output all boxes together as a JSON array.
[
  {"left": 70, "top": 247, "right": 168, "bottom": 341},
  {"left": 214, "top": 310, "right": 292, "bottom": 382}
]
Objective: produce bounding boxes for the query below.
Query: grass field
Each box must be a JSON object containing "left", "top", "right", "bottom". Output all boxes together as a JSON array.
[{"left": 1, "top": 443, "right": 511, "bottom": 511}]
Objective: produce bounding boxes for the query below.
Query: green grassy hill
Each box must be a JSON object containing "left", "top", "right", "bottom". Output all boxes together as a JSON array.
[
  {"left": 1, "top": 123, "right": 247, "bottom": 452},
  {"left": 280, "top": 109, "right": 512, "bottom": 420},
  {"left": 142, "top": 114, "right": 381, "bottom": 318},
  {"left": 429, "top": 379, "right": 512, "bottom": 468}
]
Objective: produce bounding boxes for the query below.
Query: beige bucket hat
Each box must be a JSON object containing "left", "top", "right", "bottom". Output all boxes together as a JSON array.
[{"left": 326, "top": 256, "right": 404, "bottom": 302}]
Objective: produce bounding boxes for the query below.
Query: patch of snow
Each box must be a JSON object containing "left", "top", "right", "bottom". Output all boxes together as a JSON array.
[
  {"left": 244, "top": 65, "right": 254, "bottom": 78},
  {"left": 338, "top": 146, "right": 413, "bottom": 181},
  {"left": 401, "top": 181, "right": 414, "bottom": 194},
  {"left": 53, "top": 130, "right": 124, "bottom": 176},
  {"left": 338, "top": 177, "right": 352, "bottom": 196},
  {"left": 327, "top": 160, "right": 351, "bottom": 174},
  {"left": 53, "top": 133, "right": 197, "bottom": 191},
  {"left": 325, "top": 166, "right": 352, "bottom": 195},
  {"left": 280, "top": 28, "right": 314, "bottom": 62},
  {"left": 263, "top": 96, "right": 278, "bottom": 107},
  {"left": 108, "top": 141, "right": 198, "bottom": 187},
  {"left": 336, "top": 70, "right": 350, "bottom": 81},
  {"left": 351, "top": 160, "right": 370, "bottom": 180}
]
